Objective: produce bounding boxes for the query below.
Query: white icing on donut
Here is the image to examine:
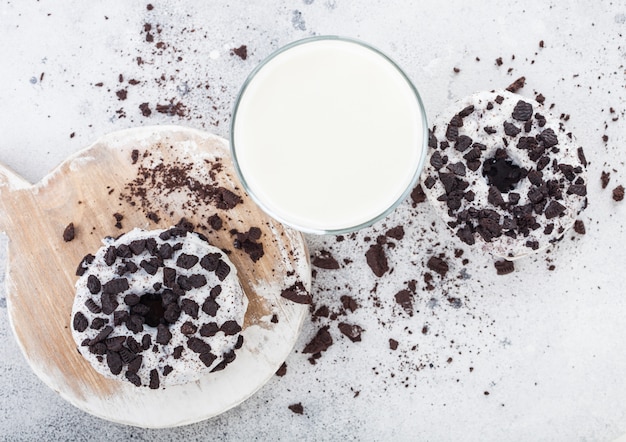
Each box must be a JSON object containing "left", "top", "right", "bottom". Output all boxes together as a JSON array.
[
  {"left": 422, "top": 90, "right": 587, "bottom": 259},
  {"left": 71, "top": 227, "right": 248, "bottom": 388}
]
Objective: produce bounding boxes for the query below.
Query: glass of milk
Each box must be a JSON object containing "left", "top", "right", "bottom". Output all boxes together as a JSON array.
[{"left": 230, "top": 36, "right": 427, "bottom": 234}]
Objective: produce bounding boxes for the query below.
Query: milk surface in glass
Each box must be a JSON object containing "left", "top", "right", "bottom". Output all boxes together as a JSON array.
[{"left": 232, "top": 38, "right": 425, "bottom": 233}]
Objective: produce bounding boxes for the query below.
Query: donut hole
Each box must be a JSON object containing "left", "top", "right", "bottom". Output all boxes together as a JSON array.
[
  {"left": 482, "top": 152, "right": 524, "bottom": 193},
  {"left": 139, "top": 293, "right": 166, "bottom": 327}
]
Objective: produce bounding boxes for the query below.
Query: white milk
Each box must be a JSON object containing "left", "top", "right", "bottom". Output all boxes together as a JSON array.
[{"left": 231, "top": 37, "right": 425, "bottom": 233}]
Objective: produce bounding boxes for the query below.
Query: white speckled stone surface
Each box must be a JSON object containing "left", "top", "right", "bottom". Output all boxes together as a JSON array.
[{"left": 1, "top": 1, "right": 626, "bottom": 441}]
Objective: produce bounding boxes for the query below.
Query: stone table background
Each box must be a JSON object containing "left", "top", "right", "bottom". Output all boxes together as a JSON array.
[{"left": 1, "top": 1, "right": 626, "bottom": 441}]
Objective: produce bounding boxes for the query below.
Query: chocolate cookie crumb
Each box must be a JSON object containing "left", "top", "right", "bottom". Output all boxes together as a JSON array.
[
  {"left": 613, "top": 185, "right": 624, "bottom": 202},
  {"left": 394, "top": 290, "right": 414, "bottom": 316},
  {"left": 427, "top": 256, "right": 449, "bottom": 277},
  {"left": 113, "top": 213, "right": 124, "bottom": 229},
  {"left": 232, "top": 45, "right": 248, "bottom": 60},
  {"left": 208, "top": 214, "right": 223, "bottom": 230},
  {"left": 288, "top": 403, "right": 304, "bottom": 415},
  {"left": 389, "top": 339, "right": 398, "bottom": 350},
  {"left": 506, "top": 76, "right": 526, "bottom": 93},
  {"left": 494, "top": 259, "right": 515, "bottom": 275},
  {"left": 63, "top": 223, "right": 75, "bottom": 242},
  {"left": 601, "top": 171, "right": 611, "bottom": 189},
  {"left": 276, "top": 362, "right": 287, "bottom": 377},
  {"left": 302, "top": 326, "right": 333, "bottom": 354},
  {"left": 573, "top": 220, "right": 586, "bottom": 235},
  {"left": 312, "top": 250, "right": 340, "bottom": 269},
  {"left": 281, "top": 281, "right": 312, "bottom": 305},
  {"left": 365, "top": 244, "right": 389, "bottom": 277},
  {"left": 338, "top": 323, "right": 364, "bottom": 342},
  {"left": 139, "top": 102, "right": 152, "bottom": 117}
]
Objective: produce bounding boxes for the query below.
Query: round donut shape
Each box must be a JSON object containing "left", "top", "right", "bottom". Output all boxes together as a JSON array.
[
  {"left": 71, "top": 224, "right": 248, "bottom": 389},
  {"left": 421, "top": 90, "right": 587, "bottom": 259}
]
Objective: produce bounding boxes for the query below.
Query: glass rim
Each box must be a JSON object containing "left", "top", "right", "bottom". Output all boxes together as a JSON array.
[{"left": 229, "top": 35, "right": 429, "bottom": 235}]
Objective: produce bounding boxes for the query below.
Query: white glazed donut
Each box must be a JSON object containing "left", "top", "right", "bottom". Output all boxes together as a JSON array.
[
  {"left": 71, "top": 224, "right": 248, "bottom": 389},
  {"left": 421, "top": 90, "right": 588, "bottom": 259}
]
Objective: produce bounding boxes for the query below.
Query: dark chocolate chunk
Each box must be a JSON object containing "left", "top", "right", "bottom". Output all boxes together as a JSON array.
[
  {"left": 177, "top": 253, "right": 199, "bottom": 269},
  {"left": 488, "top": 186, "right": 506, "bottom": 207},
  {"left": 538, "top": 128, "right": 558, "bottom": 148},
  {"left": 127, "top": 354, "right": 143, "bottom": 374},
  {"left": 506, "top": 76, "right": 526, "bottom": 93},
  {"left": 101, "top": 293, "right": 119, "bottom": 315},
  {"left": 181, "top": 299, "right": 199, "bottom": 319},
  {"left": 102, "top": 278, "right": 129, "bottom": 295},
  {"left": 156, "top": 324, "right": 172, "bottom": 345},
  {"left": 494, "top": 259, "right": 515, "bottom": 275},
  {"left": 105, "top": 336, "right": 126, "bottom": 352},
  {"left": 188, "top": 274, "right": 207, "bottom": 288},
  {"left": 446, "top": 123, "right": 459, "bottom": 142},
  {"left": 430, "top": 151, "right": 444, "bottom": 170},
  {"left": 221, "top": 320, "right": 242, "bottom": 336},
  {"left": 181, "top": 321, "right": 197, "bottom": 335},
  {"left": 574, "top": 220, "right": 586, "bottom": 235},
  {"left": 141, "top": 334, "right": 151, "bottom": 351},
  {"left": 160, "top": 267, "right": 176, "bottom": 288},
  {"left": 199, "top": 322, "right": 220, "bottom": 337},
  {"left": 149, "top": 369, "right": 160, "bottom": 389},
  {"left": 512, "top": 100, "right": 533, "bottom": 121},
  {"left": 424, "top": 176, "right": 436, "bottom": 189},
  {"left": 288, "top": 403, "right": 304, "bottom": 415},
  {"left": 312, "top": 250, "right": 340, "bottom": 269},
  {"left": 577, "top": 147, "right": 587, "bottom": 167},
  {"left": 456, "top": 225, "right": 475, "bottom": 245},
  {"left": 365, "top": 243, "right": 389, "bottom": 277},
  {"left": 503, "top": 122, "right": 521, "bottom": 137},
  {"left": 106, "top": 351, "right": 123, "bottom": 375},
  {"left": 158, "top": 243, "right": 173, "bottom": 260},
  {"left": 454, "top": 135, "right": 473, "bottom": 152},
  {"left": 386, "top": 226, "right": 404, "bottom": 240},
  {"left": 210, "top": 285, "right": 222, "bottom": 298},
  {"left": 129, "top": 239, "right": 146, "bottom": 255},
  {"left": 124, "top": 293, "right": 140, "bottom": 306},
  {"left": 545, "top": 201, "right": 566, "bottom": 218},
  {"left": 458, "top": 105, "right": 475, "bottom": 117},
  {"left": 104, "top": 247, "right": 117, "bottom": 266},
  {"left": 163, "top": 303, "right": 181, "bottom": 323},
  {"left": 613, "top": 185, "right": 625, "bottom": 202},
  {"left": 126, "top": 314, "right": 144, "bottom": 333},
  {"left": 200, "top": 253, "right": 221, "bottom": 272},
  {"left": 202, "top": 297, "right": 219, "bottom": 316},
  {"left": 89, "top": 326, "right": 113, "bottom": 345},
  {"left": 302, "top": 326, "right": 333, "bottom": 354},
  {"left": 113, "top": 310, "right": 129, "bottom": 326},
  {"left": 200, "top": 352, "right": 218, "bottom": 368},
  {"left": 73, "top": 312, "right": 88, "bottom": 332},
  {"left": 427, "top": 256, "right": 449, "bottom": 277},
  {"left": 395, "top": 289, "right": 414, "bottom": 316},
  {"left": 85, "top": 298, "right": 102, "bottom": 314},
  {"left": 280, "top": 281, "right": 311, "bottom": 304},
  {"left": 125, "top": 372, "right": 142, "bottom": 387},
  {"left": 208, "top": 214, "right": 223, "bottom": 230},
  {"left": 188, "top": 337, "right": 212, "bottom": 354},
  {"left": 215, "top": 260, "right": 231, "bottom": 281},
  {"left": 116, "top": 244, "right": 132, "bottom": 258},
  {"left": 166, "top": 347, "right": 182, "bottom": 361},
  {"left": 338, "top": 323, "right": 363, "bottom": 342},
  {"left": 63, "top": 223, "right": 75, "bottom": 242},
  {"left": 140, "top": 259, "right": 159, "bottom": 275},
  {"left": 567, "top": 184, "right": 587, "bottom": 196},
  {"left": 90, "top": 317, "right": 107, "bottom": 330}
]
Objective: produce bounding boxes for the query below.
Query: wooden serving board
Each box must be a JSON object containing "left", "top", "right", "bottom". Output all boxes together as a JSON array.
[{"left": 0, "top": 126, "right": 310, "bottom": 428}]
